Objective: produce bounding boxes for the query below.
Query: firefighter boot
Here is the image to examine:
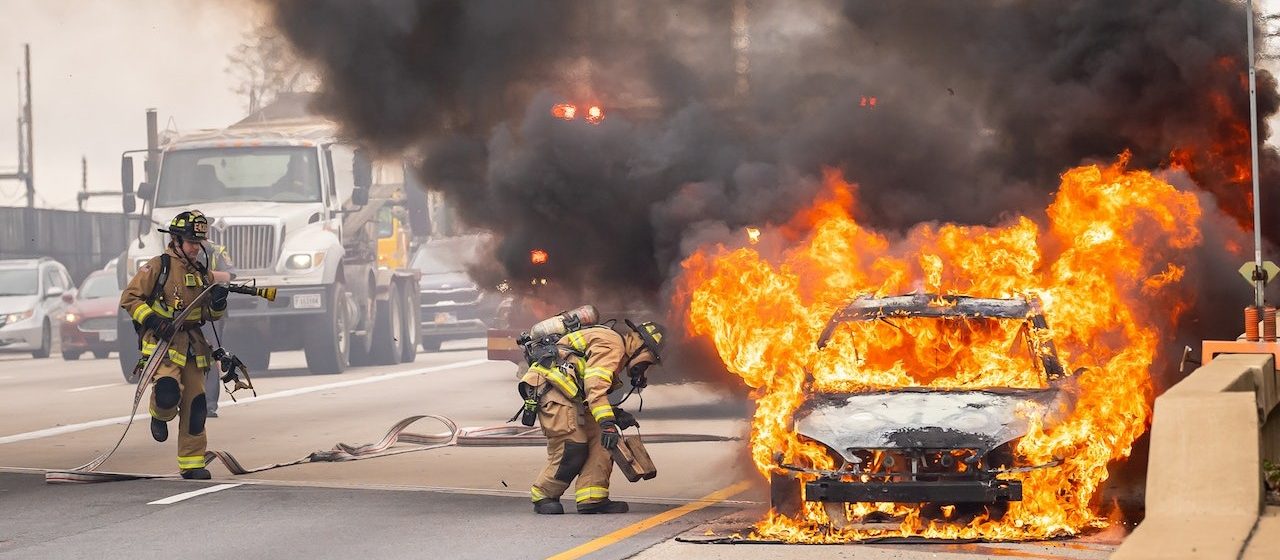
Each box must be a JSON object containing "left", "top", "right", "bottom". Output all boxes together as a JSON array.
[
  {"left": 577, "top": 499, "right": 629, "bottom": 514},
  {"left": 180, "top": 468, "right": 211, "bottom": 480},
  {"left": 533, "top": 499, "right": 565, "bottom": 515},
  {"left": 151, "top": 417, "right": 169, "bottom": 442}
]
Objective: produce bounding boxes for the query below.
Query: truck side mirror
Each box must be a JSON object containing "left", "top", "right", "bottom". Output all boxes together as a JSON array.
[
  {"left": 121, "top": 156, "right": 134, "bottom": 193},
  {"left": 121, "top": 157, "right": 136, "bottom": 213},
  {"left": 352, "top": 185, "right": 370, "bottom": 206},
  {"left": 353, "top": 150, "right": 372, "bottom": 189},
  {"left": 137, "top": 182, "right": 155, "bottom": 201}
]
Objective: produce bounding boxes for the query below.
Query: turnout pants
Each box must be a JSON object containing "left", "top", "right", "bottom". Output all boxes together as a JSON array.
[
  {"left": 149, "top": 357, "right": 209, "bottom": 471},
  {"left": 530, "top": 398, "right": 614, "bottom": 506}
]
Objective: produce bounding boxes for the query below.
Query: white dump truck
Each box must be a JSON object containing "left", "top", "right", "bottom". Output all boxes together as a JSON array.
[{"left": 115, "top": 107, "right": 424, "bottom": 381}]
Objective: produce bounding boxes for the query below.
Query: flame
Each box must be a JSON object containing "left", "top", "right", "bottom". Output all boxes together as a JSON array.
[
  {"left": 552, "top": 103, "right": 577, "bottom": 120},
  {"left": 746, "top": 227, "right": 761, "bottom": 244},
  {"left": 585, "top": 105, "right": 605, "bottom": 124},
  {"left": 679, "top": 155, "right": 1201, "bottom": 541},
  {"left": 530, "top": 249, "right": 549, "bottom": 265}
]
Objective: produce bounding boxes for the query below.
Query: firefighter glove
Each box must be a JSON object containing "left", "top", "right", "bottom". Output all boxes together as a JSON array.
[
  {"left": 210, "top": 284, "right": 229, "bottom": 311},
  {"left": 143, "top": 314, "right": 176, "bottom": 340},
  {"left": 613, "top": 407, "right": 639, "bottom": 430},
  {"left": 600, "top": 420, "right": 621, "bottom": 450}
]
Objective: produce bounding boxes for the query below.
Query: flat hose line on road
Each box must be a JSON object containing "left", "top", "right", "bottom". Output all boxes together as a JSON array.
[{"left": 44, "top": 299, "right": 735, "bottom": 483}]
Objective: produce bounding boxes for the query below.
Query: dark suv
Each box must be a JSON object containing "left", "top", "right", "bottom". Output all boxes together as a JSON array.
[{"left": 412, "top": 235, "right": 500, "bottom": 352}]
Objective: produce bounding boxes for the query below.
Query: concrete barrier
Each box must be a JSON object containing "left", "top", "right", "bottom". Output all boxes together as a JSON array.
[{"left": 1113, "top": 352, "right": 1279, "bottom": 560}]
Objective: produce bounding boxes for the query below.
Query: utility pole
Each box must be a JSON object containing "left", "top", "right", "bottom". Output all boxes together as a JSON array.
[
  {"left": 23, "top": 44, "right": 32, "bottom": 209},
  {"left": 1, "top": 44, "right": 33, "bottom": 205}
]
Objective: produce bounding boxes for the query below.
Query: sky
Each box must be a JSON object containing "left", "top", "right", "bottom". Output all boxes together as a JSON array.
[
  {"left": 0, "top": 0, "right": 259, "bottom": 211},
  {"left": 1, "top": 0, "right": 1280, "bottom": 212}
]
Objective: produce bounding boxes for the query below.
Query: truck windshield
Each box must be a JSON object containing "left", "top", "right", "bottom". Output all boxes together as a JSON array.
[{"left": 156, "top": 147, "right": 321, "bottom": 206}]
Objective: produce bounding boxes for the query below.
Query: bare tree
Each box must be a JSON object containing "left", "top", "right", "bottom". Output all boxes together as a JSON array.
[{"left": 226, "top": 23, "right": 316, "bottom": 113}]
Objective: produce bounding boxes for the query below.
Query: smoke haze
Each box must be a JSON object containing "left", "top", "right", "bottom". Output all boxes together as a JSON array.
[{"left": 269, "top": 0, "right": 1278, "bottom": 367}]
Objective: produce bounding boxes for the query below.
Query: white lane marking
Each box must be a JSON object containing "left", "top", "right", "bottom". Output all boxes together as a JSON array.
[
  {"left": 0, "top": 358, "right": 489, "bottom": 445},
  {"left": 148, "top": 483, "right": 242, "bottom": 505},
  {"left": 67, "top": 383, "right": 121, "bottom": 393}
]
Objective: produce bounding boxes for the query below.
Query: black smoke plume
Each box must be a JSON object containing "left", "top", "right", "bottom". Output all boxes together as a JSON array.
[{"left": 270, "top": 0, "right": 1278, "bottom": 356}]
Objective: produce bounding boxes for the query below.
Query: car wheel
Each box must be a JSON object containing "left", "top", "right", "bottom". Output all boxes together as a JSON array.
[
  {"left": 62, "top": 349, "right": 82, "bottom": 360},
  {"left": 421, "top": 337, "right": 442, "bottom": 352},
  {"left": 32, "top": 320, "right": 51, "bottom": 359},
  {"left": 92, "top": 350, "right": 110, "bottom": 359},
  {"left": 769, "top": 472, "right": 803, "bottom": 519}
]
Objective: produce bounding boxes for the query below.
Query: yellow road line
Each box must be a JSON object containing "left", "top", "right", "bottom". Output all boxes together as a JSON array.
[{"left": 547, "top": 480, "right": 752, "bottom": 560}]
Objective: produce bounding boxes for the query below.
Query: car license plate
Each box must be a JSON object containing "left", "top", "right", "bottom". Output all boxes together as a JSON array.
[
  {"left": 434, "top": 312, "right": 456, "bottom": 324},
  {"left": 293, "top": 294, "right": 322, "bottom": 309},
  {"left": 100, "top": 330, "right": 116, "bottom": 342}
]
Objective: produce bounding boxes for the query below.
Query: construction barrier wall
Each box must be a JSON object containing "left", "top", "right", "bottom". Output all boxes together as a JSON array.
[
  {"left": 0, "top": 206, "right": 139, "bottom": 283},
  {"left": 1113, "top": 352, "right": 1280, "bottom": 560}
]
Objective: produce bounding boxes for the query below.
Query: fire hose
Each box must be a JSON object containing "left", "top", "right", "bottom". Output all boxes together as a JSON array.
[{"left": 45, "top": 284, "right": 736, "bottom": 483}]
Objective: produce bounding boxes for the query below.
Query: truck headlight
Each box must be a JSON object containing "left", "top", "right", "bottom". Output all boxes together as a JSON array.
[{"left": 286, "top": 252, "right": 325, "bottom": 270}]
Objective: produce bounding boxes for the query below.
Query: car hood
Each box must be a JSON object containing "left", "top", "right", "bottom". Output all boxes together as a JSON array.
[
  {"left": 794, "top": 388, "right": 1068, "bottom": 461},
  {"left": 0, "top": 295, "right": 39, "bottom": 314},
  {"left": 70, "top": 297, "right": 119, "bottom": 317},
  {"left": 419, "top": 271, "right": 475, "bottom": 291}
]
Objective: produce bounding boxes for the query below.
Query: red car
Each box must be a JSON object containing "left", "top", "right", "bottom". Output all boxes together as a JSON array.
[{"left": 60, "top": 270, "right": 120, "bottom": 360}]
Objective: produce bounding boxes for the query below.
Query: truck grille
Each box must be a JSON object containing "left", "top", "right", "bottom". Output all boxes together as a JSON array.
[{"left": 212, "top": 225, "right": 277, "bottom": 271}]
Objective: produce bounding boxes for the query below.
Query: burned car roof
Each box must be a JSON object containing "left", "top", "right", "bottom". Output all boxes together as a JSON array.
[{"left": 816, "top": 293, "right": 1066, "bottom": 381}]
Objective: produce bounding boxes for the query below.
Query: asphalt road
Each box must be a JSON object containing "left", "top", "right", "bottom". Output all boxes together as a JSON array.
[{"left": 0, "top": 341, "right": 1123, "bottom": 559}]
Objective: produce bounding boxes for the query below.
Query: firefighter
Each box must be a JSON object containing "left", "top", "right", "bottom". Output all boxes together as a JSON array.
[
  {"left": 120, "top": 210, "right": 228, "bottom": 479},
  {"left": 523, "top": 319, "right": 666, "bottom": 514}
]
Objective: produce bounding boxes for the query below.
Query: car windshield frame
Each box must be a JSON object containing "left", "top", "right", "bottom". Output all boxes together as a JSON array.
[
  {"left": 78, "top": 274, "right": 118, "bottom": 300},
  {"left": 816, "top": 293, "right": 1067, "bottom": 383},
  {"left": 0, "top": 266, "right": 39, "bottom": 296},
  {"left": 155, "top": 146, "right": 322, "bottom": 206}
]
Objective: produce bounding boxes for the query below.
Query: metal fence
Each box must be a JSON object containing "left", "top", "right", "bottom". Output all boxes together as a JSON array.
[{"left": 0, "top": 206, "right": 139, "bottom": 283}]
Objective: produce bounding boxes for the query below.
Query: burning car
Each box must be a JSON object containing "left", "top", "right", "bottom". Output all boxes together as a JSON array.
[{"left": 770, "top": 294, "right": 1076, "bottom": 523}]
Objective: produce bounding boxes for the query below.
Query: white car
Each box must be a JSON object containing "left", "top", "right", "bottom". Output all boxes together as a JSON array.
[{"left": 0, "top": 258, "right": 74, "bottom": 358}]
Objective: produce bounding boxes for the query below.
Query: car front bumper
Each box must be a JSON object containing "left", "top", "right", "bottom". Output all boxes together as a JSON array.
[
  {"left": 805, "top": 477, "right": 1022, "bottom": 504},
  {"left": 0, "top": 318, "right": 43, "bottom": 351},
  {"left": 60, "top": 316, "right": 118, "bottom": 351}
]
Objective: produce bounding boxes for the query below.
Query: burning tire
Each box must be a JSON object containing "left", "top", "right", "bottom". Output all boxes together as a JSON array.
[{"left": 769, "top": 472, "right": 803, "bottom": 519}]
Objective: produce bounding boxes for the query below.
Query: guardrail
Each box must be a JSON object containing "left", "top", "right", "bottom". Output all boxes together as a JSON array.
[{"left": 1113, "top": 351, "right": 1280, "bottom": 560}]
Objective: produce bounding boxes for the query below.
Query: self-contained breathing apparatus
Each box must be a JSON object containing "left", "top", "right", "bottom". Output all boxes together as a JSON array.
[
  {"left": 512, "top": 305, "right": 663, "bottom": 483},
  {"left": 130, "top": 213, "right": 277, "bottom": 397}
]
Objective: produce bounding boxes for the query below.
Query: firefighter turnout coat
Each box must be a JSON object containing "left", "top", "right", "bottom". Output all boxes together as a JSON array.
[
  {"left": 120, "top": 245, "right": 224, "bottom": 471},
  {"left": 523, "top": 325, "right": 644, "bottom": 507}
]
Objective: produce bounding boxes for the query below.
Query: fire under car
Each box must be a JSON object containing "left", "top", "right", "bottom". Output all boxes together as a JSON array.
[{"left": 770, "top": 293, "right": 1077, "bottom": 522}]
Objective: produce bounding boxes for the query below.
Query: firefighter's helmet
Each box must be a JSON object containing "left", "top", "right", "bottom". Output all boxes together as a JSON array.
[
  {"left": 158, "top": 210, "right": 209, "bottom": 242},
  {"left": 625, "top": 319, "right": 667, "bottom": 363}
]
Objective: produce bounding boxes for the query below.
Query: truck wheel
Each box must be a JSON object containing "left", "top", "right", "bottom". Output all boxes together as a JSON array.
[
  {"left": 421, "top": 337, "right": 442, "bottom": 352},
  {"left": 769, "top": 472, "right": 803, "bottom": 519},
  {"left": 62, "top": 350, "right": 81, "bottom": 360},
  {"left": 305, "top": 282, "right": 350, "bottom": 374},
  {"left": 369, "top": 285, "right": 404, "bottom": 365},
  {"left": 398, "top": 285, "right": 419, "bottom": 364},
  {"left": 93, "top": 350, "right": 110, "bottom": 359}
]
